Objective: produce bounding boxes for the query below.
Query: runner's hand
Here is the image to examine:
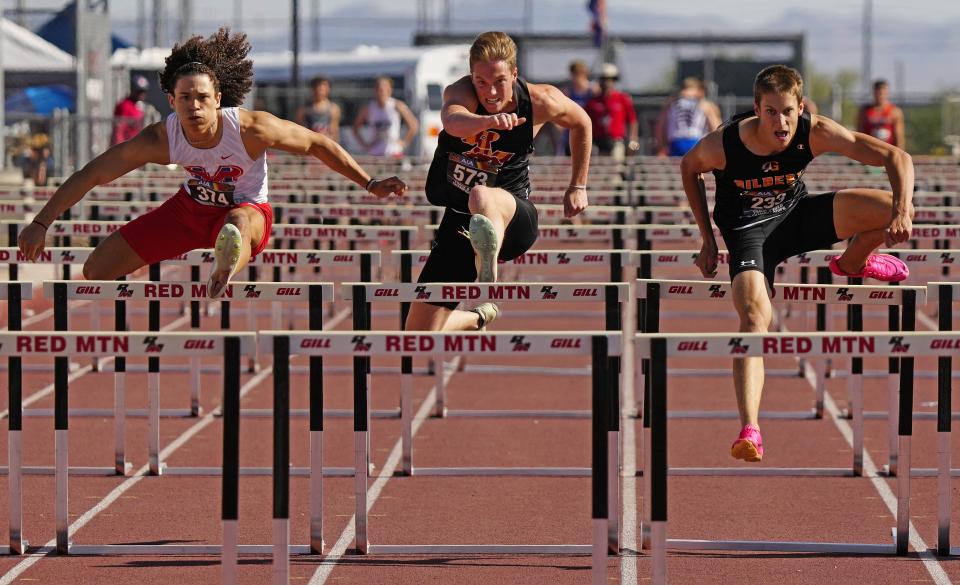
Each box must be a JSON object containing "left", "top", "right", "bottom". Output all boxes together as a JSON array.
[
  {"left": 368, "top": 176, "right": 408, "bottom": 199},
  {"left": 695, "top": 239, "right": 719, "bottom": 278},
  {"left": 17, "top": 222, "right": 48, "bottom": 262},
  {"left": 885, "top": 208, "right": 912, "bottom": 247},
  {"left": 563, "top": 186, "right": 588, "bottom": 218},
  {"left": 487, "top": 113, "right": 526, "bottom": 130}
]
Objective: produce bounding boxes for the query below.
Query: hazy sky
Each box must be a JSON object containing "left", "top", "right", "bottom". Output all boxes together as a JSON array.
[{"left": 9, "top": 1, "right": 960, "bottom": 92}]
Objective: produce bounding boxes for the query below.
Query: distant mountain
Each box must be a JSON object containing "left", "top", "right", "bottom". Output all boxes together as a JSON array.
[{"left": 108, "top": 0, "right": 959, "bottom": 93}]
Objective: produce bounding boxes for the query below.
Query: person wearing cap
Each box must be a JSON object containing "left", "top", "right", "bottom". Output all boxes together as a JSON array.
[
  {"left": 584, "top": 63, "right": 638, "bottom": 159},
  {"left": 112, "top": 75, "right": 160, "bottom": 145}
]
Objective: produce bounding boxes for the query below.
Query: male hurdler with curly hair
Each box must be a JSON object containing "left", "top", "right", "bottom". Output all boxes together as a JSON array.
[{"left": 19, "top": 28, "right": 407, "bottom": 298}]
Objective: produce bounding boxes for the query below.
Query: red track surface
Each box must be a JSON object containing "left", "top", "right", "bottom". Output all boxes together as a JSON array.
[{"left": 0, "top": 257, "right": 958, "bottom": 585}]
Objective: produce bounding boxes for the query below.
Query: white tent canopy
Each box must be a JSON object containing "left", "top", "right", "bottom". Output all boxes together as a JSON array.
[{"left": 1, "top": 17, "right": 75, "bottom": 72}]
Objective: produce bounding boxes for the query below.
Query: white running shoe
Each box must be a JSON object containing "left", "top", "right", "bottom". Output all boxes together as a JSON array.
[
  {"left": 471, "top": 302, "right": 500, "bottom": 331},
  {"left": 207, "top": 223, "right": 243, "bottom": 300},
  {"left": 469, "top": 214, "right": 498, "bottom": 282}
]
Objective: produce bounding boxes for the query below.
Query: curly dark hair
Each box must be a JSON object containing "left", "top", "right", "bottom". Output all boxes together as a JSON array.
[{"left": 159, "top": 27, "right": 253, "bottom": 107}]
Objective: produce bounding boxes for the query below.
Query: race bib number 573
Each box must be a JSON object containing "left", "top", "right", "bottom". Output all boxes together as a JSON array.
[{"left": 446, "top": 153, "right": 499, "bottom": 194}]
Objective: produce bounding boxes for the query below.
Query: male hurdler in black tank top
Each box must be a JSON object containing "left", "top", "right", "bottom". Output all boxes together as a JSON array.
[
  {"left": 417, "top": 78, "right": 541, "bottom": 308},
  {"left": 713, "top": 111, "right": 841, "bottom": 284}
]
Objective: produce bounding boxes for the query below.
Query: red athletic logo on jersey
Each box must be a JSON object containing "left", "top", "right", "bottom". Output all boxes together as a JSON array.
[
  {"left": 183, "top": 165, "right": 243, "bottom": 183},
  {"left": 462, "top": 131, "right": 514, "bottom": 165}
]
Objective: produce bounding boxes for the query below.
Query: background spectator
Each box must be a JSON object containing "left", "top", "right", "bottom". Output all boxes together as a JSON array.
[
  {"left": 857, "top": 79, "right": 905, "bottom": 148},
  {"left": 655, "top": 77, "right": 721, "bottom": 157},
  {"left": 296, "top": 76, "right": 341, "bottom": 142},
  {"left": 585, "top": 63, "right": 638, "bottom": 159},
  {"left": 112, "top": 75, "right": 159, "bottom": 145},
  {"left": 352, "top": 77, "right": 419, "bottom": 157}
]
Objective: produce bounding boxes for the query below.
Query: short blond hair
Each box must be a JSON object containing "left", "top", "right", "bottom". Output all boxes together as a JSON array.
[
  {"left": 754, "top": 65, "right": 803, "bottom": 106},
  {"left": 469, "top": 31, "right": 517, "bottom": 71}
]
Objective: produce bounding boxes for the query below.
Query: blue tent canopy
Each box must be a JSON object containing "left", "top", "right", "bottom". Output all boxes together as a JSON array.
[
  {"left": 5, "top": 85, "right": 75, "bottom": 115},
  {"left": 36, "top": 1, "right": 132, "bottom": 55}
]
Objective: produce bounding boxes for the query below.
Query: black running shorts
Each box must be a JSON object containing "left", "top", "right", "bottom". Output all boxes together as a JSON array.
[
  {"left": 417, "top": 195, "right": 539, "bottom": 309},
  {"left": 720, "top": 192, "right": 841, "bottom": 286}
]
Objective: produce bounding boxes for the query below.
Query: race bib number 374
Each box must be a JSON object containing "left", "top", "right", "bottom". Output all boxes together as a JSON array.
[
  {"left": 187, "top": 179, "right": 236, "bottom": 207},
  {"left": 446, "top": 153, "right": 499, "bottom": 194}
]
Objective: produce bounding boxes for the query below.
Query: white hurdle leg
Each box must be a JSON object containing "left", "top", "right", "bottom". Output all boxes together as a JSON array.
[
  {"left": 222, "top": 519, "right": 238, "bottom": 585},
  {"left": 850, "top": 370, "right": 864, "bottom": 476},
  {"left": 888, "top": 376, "right": 899, "bottom": 475},
  {"left": 652, "top": 521, "right": 667, "bottom": 585},
  {"left": 355, "top": 430, "right": 369, "bottom": 553},
  {"left": 310, "top": 430, "right": 324, "bottom": 554},
  {"left": 813, "top": 358, "right": 826, "bottom": 419},
  {"left": 190, "top": 356, "right": 201, "bottom": 416},
  {"left": 8, "top": 430, "right": 24, "bottom": 554},
  {"left": 149, "top": 371, "right": 163, "bottom": 475},
  {"left": 56, "top": 429, "right": 69, "bottom": 554},
  {"left": 608, "top": 430, "right": 619, "bottom": 553},
  {"left": 938, "top": 430, "right": 951, "bottom": 553},
  {"left": 592, "top": 518, "right": 607, "bottom": 585},
  {"left": 273, "top": 517, "right": 290, "bottom": 585},
  {"left": 114, "top": 372, "right": 128, "bottom": 475},
  {"left": 90, "top": 300, "right": 101, "bottom": 370}
]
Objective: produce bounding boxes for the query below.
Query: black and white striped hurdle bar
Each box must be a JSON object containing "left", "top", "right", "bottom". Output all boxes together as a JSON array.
[
  {"left": 0, "top": 332, "right": 253, "bottom": 557},
  {"left": 0, "top": 283, "right": 33, "bottom": 554},
  {"left": 925, "top": 283, "right": 958, "bottom": 556},
  {"left": 259, "top": 331, "right": 619, "bottom": 585},
  {"left": 43, "top": 280, "right": 330, "bottom": 476},
  {"left": 635, "top": 331, "right": 960, "bottom": 584}
]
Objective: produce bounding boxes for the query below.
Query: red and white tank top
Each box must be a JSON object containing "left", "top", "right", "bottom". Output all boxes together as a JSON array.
[
  {"left": 861, "top": 103, "right": 896, "bottom": 144},
  {"left": 166, "top": 107, "right": 268, "bottom": 207}
]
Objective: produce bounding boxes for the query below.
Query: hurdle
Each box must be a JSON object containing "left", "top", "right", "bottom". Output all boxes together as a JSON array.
[
  {"left": 0, "top": 332, "right": 254, "bottom": 556},
  {"left": 925, "top": 283, "right": 957, "bottom": 556},
  {"left": 636, "top": 331, "right": 960, "bottom": 583},
  {"left": 1, "top": 283, "right": 32, "bottom": 554},
  {"left": 43, "top": 279, "right": 333, "bottom": 476},
  {"left": 635, "top": 278, "right": 923, "bottom": 424},
  {"left": 260, "top": 331, "right": 618, "bottom": 585},
  {"left": 340, "top": 282, "right": 624, "bottom": 550}
]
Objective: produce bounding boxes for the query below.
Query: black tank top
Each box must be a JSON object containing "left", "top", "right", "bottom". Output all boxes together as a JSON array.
[
  {"left": 425, "top": 78, "right": 535, "bottom": 212},
  {"left": 712, "top": 111, "right": 814, "bottom": 231}
]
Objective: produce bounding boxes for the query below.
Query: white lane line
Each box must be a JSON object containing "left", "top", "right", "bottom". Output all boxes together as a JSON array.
[
  {"left": 815, "top": 373, "right": 952, "bottom": 584},
  {"left": 308, "top": 357, "right": 461, "bottom": 585},
  {"left": 0, "top": 306, "right": 351, "bottom": 584},
  {"left": 786, "top": 305, "right": 952, "bottom": 585},
  {"left": 0, "top": 365, "right": 273, "bottom": 585}
]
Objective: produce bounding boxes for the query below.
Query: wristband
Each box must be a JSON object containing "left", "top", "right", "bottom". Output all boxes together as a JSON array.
[
  {"left": 32, "top": 219, "right": 49, "bottom": 230},
  {"left": 365, "top": 178, "right": 377, "bottom": 192},
  {"left": 568, "top": 184, "right": 587, "bottom": 190}
]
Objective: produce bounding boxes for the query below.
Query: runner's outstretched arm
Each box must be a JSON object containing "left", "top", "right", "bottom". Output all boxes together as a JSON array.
[
  {"left": 245, "top": 110, "right": 407, "bottom": 199},
  {"left": 18, "top": 123, "right": 169, "bottom": 261}
]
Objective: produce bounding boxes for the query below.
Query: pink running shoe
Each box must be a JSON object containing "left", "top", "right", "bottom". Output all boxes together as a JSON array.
[
  {"left": 731, "top": 424, "right": 764, "bottom": 462},
  {"left": 828, "top": 254, "right": 909, "bottom": 283}
]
